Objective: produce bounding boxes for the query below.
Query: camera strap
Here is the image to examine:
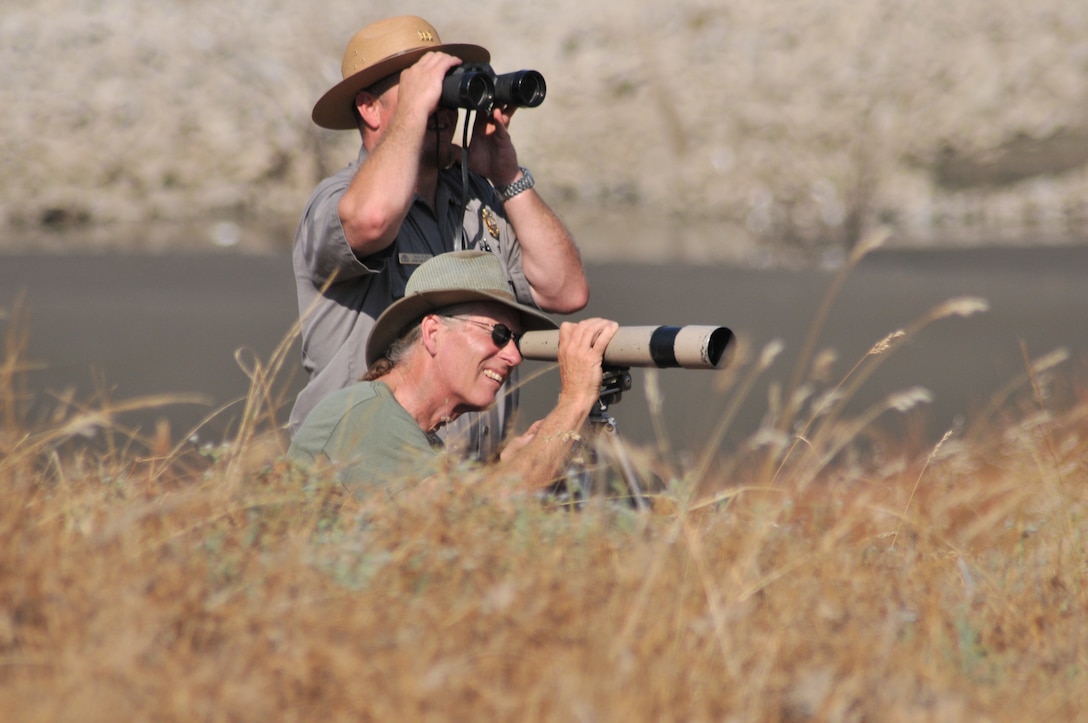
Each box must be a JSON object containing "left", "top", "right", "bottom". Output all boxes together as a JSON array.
[
  {"left": 451, "top": 110, "right": 493, "bottom": 254},
  {"left": 459, "top": 113, "right": 471, "bottom": 251}
]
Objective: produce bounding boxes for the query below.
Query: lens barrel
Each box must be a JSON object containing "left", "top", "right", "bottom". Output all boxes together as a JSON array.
[
  {"left": 493, "top": 70, "right": 547, "bottom": 108},
  {"left": 439, "top": 66, "right": 495, "bottom": 111},
  {"left": 518, "top": 326, "right": 736, "bottom": 370}
]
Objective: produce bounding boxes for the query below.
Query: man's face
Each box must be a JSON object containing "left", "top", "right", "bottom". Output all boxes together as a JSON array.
[
  {"left": 373, "top": 81, "right": 459, "bottom": 169},
  {"left": 435, "top": 303, "right": 523, "bottom": 413}
]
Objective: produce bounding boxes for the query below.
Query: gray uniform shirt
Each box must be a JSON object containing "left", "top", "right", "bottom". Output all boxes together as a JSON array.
[{"left": 290, "top": 147, "right": 534, "bottom": 460}]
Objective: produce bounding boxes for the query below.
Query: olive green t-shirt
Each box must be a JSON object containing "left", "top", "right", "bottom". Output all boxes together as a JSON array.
[{"left": 287, "top": 381, "right": 444, "bottom": 497}]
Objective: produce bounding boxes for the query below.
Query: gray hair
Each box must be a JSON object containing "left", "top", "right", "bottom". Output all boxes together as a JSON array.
[
  {"left": 362, "top": 313, "right": 461, "bottom": 381},
  {"left": 385, "top": 323, "right": 425, "bottom": 365}
]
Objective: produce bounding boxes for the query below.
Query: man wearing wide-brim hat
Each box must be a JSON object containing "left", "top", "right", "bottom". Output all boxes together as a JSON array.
[
  {"left": 289, "top": 252, "right": 616, "bottom": 495},
  {"left": 290, "top": 16, "right": 589, "bottom": 462}
]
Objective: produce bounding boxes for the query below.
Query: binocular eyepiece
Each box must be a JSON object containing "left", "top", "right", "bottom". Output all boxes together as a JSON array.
[{"left": 440, "top": 63, "right": 547, "bottom": 112}]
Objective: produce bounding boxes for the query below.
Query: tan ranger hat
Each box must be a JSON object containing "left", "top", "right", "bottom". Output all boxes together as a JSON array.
[
  {"left": 366, "top": 251, "right": 557, "bottom": 367},
  {"left": 312, "top": 15, "right": 490, "bottom": 130}
]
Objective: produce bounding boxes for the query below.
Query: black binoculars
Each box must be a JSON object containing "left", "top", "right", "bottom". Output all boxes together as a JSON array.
[{"left": 440, "top": 63, "right": 547, "bottom": 112}]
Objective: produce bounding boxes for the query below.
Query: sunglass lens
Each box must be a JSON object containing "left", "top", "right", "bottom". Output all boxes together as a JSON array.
[{"left": 491, "top": 324, "right": 513, "bottom": 347}]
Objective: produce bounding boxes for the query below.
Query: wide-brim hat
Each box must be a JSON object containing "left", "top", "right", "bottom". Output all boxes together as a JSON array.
[
  {"left": 366, "top": 251, "right": 557, "bottom": 366},
  {"left": 312, "top": 15, "right": 490, "bottom": 130}
]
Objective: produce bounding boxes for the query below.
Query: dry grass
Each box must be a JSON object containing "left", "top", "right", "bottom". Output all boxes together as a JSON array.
[{"left": 3, "top": 260, "right": 1088, "bottom": 720}]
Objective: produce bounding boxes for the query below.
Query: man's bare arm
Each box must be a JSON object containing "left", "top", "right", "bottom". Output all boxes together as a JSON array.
[
  {"left": 338, "top": 52, "right": 462, "bottom": 257},
  {"left": 496, "top": 318, "right": 618, "bottom": 489},
  {"left": 469, "top": 108, "right": 590, "bottom": 313},
  {"left": 503, "top": 184, "right": 590, "bottom": 313}
]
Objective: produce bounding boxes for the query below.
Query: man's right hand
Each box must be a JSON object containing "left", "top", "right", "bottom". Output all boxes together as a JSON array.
[{"left": 395, "top": 51, "right": 463, "bottom": 124}]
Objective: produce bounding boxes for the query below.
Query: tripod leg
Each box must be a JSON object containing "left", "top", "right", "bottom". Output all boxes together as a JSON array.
[
  {"left": 553, "top": 435, "right": 594, "bottom": 510},
  {"left": 600, "top": 429, "right": 651, "bottom": 511}
]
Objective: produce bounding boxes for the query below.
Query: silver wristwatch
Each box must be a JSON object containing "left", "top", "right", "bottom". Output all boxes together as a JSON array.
[{"left": 496, "top": 167, "right": 534, "bottom": 201}]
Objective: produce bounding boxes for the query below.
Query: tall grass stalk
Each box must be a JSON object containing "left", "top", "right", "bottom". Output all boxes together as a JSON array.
[{"left": 775, "top": 226, "right": 890, "bottom": 440}]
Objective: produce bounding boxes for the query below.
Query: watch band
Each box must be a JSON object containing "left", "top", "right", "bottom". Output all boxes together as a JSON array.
[{"left": 496, "top": 167, "right": 534, "bottom": 201}]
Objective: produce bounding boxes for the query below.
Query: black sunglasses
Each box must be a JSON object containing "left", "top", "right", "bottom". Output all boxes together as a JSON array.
[{"left": 444, "top": 316, "right": 522, "bottom": 349}]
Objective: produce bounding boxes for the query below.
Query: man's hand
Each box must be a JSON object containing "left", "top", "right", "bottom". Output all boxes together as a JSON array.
[
  {"left": 467, "top": 105, "right": 521, "bottom": 185},
  {"left": 395, "top": 51, "right": 463, "bottom": 122},
  {"left": 499, "top": 419, "right": 543, "bottom": 463},
  {"left": 556, "top": 318, "right": 620, "bottom": 410}
]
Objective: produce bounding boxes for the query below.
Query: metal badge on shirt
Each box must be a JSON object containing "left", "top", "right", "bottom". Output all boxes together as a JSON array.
[
  {"left": 398, "top": 253, "right": 433, "bottom": 265},
  {"left": 481, "top": 207, "right": 501, "bottom": 241}
]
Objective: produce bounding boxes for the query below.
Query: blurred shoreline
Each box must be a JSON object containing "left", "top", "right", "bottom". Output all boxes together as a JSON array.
[{"left": 3, "top": 244, "right": 1086, "bottom": 452}]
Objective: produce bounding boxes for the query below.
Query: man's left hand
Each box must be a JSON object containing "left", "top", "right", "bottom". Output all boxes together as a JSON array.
[{"left": 467, "top": 106, "right": 521, "bottom": 185}]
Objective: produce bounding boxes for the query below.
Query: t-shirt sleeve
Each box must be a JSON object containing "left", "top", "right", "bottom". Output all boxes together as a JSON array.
[{"left": 290, "top": 385, "right": 442, "bottom": 498}]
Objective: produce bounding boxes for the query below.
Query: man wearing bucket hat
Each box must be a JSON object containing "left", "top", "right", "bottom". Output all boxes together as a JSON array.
[
  {"left": 290, "top": 15, "right": 589, "bottom": 462},
  {"left": 289, "top": 252, "right": 616, "bottom": 495}
]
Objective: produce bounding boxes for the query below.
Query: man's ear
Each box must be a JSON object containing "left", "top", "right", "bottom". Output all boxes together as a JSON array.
[
  {"left": 420, "top": 315, "right": 442, "bottom": 357},
  {"left": 355, "top": 90, "right": 381, "bottom": 131}
]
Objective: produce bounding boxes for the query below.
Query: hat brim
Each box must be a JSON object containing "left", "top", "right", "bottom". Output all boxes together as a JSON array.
[
  {"left": 365, "top": 289, "right": 557, "bottom": 367},
  {"left": 312, "top": 43, "right": 490, "bottom": 130}
]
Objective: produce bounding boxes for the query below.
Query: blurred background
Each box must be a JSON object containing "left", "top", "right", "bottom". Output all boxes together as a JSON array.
[{"left": 4, "top": 0, "right": 1088, "bottom": 262}]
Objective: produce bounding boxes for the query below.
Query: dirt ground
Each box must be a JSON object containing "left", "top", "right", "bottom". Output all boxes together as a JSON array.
[{"left": 4, "top": 0, "right": 1088, "bottom": 262}]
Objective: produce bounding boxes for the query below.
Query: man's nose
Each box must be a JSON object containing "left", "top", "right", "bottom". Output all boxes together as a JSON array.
[{"left": 500, "top": 339, "right": 523, "bottom": 366}]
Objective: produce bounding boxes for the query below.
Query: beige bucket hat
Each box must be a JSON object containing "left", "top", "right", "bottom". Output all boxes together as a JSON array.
[
  {"left": 312, "top": 15, "right": 490, "bottom": 130},
  {"left": 365, "top": 251, "right": 557, "bottom": 366}
]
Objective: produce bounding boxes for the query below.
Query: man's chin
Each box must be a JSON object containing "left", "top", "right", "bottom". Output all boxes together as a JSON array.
[{"left": 422, "top": 144, "right": 458, "bottom": 171}]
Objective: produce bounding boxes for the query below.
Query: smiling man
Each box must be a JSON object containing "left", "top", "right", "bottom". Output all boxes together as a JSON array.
[
  {"left": 288, "top": 252, "right": 616, "bottom": 496},
  {"left": 291, "top": 16, "right": 589, "bottom": 461}
]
